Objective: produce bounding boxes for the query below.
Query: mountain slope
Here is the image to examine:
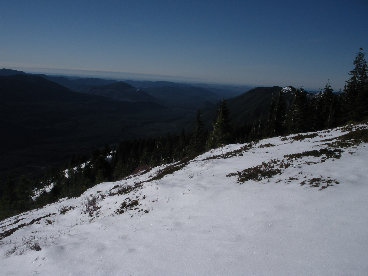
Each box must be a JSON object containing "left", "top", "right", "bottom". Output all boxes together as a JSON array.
[
  {"left": 202, "top": 86, "right": 284, "bottom": 127},
  {"left": 0, "top": 74, "right": 179, "bottom": 179},
  {"left": 1, "top": 124, "right": 368, "bottom": 275},
  {"left": 227, "top": 86, "right": 283, "bottom": 124}
]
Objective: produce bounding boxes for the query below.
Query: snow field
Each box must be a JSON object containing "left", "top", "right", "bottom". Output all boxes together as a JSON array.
[{"left": 1, "top": 124, "right": 368, "bottom": 275}]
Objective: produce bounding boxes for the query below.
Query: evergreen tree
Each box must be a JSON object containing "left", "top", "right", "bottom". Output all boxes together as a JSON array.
[
  {"left": 189, "top": 110, "right": 206, "bottom": 156},
  {"left": 320, "top": 82, "right": 336, "bottom": 128},
  {"left": 344, "top": 48, "right": 368, "bottom": 121},
  {"left": 286, "top": 88, "right": 308, "bottom": 133},
  {"left": 206, "top": 100, "right": 231, "bottom": 149},
  {"left": 346, "top": 48, "right": 368, "bottom": 93},
  {"left": 268, "top": 90, "right": 287, "bottom": 136}
]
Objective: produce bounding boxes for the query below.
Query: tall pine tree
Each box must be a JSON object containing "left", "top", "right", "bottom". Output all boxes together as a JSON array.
[
  {"left": 189, "top": 110, "right": 206, "bottom": 156},
  {"left": 344, "top": 48, "right": 368, "bottom": 121},
  {"left": 206, "top": 100, "right": 231, "bottom": 149}
]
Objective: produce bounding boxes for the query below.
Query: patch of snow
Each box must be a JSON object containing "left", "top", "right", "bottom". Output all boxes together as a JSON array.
[
  {"left": 1, "top": 124, "right": 368, "bottom": 275},
  {"left": 64, "top": 169, "right": 69, "bottom": 178},
  {"left": 31, "top": 183, "right": 55, "bottom": 201},
  {"left": 281, "top": 86, "right": 293, "bottom": 93}
]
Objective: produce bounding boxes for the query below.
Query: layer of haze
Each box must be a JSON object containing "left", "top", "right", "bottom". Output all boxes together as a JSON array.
[{"left": 0, "top": 0, "right": 367, "bottom": 90}]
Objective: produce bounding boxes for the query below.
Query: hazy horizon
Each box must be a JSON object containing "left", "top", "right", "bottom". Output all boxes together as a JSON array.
[{"left": 5, "top": 65, "right": 332, "bottom": 92}]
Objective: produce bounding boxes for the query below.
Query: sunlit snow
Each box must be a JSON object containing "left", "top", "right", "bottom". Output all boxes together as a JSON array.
[{"left": 1, "top": 124, "right": 368, "bottom": 275}]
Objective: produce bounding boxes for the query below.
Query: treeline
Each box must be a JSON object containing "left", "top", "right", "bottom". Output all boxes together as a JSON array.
[
  {"left": 235, "top": 48, "right": 367, "bottom": 140},
  {"left": 0, "top": 49, "right": 367, "bottom": 220}
]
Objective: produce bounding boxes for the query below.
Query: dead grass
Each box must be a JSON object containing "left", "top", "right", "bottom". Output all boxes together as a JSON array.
[
  {"left": 59, "top": 206, "right": 75, "bottom": 215},
  {"left": 227, "top": 159, "right": 291, "bottom": 183},
  {"left": 84, "top": 196, "right": 100, "bottom": 217},
  {"left": 285, "top": 148, "right": 342, "bottom": 162},
  {"left": 300, "top": 177, "right": 339, "bottom": 190},
  {"left": 115, "top": 198, "right": 140, "bottom": 214},
  {"left": 203, "top": 143, "right": 254, "bottom": 161}
]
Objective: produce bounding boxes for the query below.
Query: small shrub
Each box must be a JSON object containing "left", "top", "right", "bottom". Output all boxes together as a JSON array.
[
  {"left": 59, "top": 206, "right": 75, "bottom": 215},
  {"left": 300, "top": 177, "right": 339, "bottom": 190},
  {"left": 115, "top": 198, "right": 140, "bottom": 214},
  {"left": 84, "top": 196, "right": 100, "bottom": 217},
  {"left": 285, "top": 148, "right": 342, "bottom": 161},
  {"left": 151, "top": 161, "right": 188, "bottom": 181},
  {"left": 108, "top": 183, "right": 141, "bottom": 197},
  {"left": 227, "top": 159, "right": 284, "bottom": 183},
  {"left": 203, "top": 143, "right": 253, "bottom": 161},
  {"left": 28, "top": 242, "right": 41, "bottom": 251},
  {"left": 5, "top": 246, "right": 17, "bottom": 256}
]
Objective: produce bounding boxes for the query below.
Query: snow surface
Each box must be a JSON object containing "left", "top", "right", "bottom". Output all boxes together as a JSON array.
[
  {"left": 1, "top": 125, "right": 368, "bottom": 275},
  {"left": 31, "top": 183, "right": 54, "bottom": 201},
  {"left": 281, "top": 86, "right": 293, "bottom": 93},
  {"left": 64, "top": 162, "right": 91, "bottom": 179}
]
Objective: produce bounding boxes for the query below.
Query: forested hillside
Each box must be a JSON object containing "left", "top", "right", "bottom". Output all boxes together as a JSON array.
[{"left": 0, "top": 49, "right": 367, "bottom": 220}]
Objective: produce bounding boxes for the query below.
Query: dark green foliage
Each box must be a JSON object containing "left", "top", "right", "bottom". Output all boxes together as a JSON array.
[
  {"left": 268, "top": 90, "right": 287, "bottom": 136},
  {"left": 312, "top": 83, "right": 337, "bottom": 129},
  {"left": 206, "top": 100, "right": 232, "bottom": 149},
  {"left": 188, "top": 110, "right": 207, "bottom": 156},
  {"left": 345, "top": 48, "right": 368, "bottom": 96},
  {"left": 285, "top": 88, "right": 309, "bottom": 133},
  {"left": 344, "top": 48, "right": 368, "bottom": 121}
]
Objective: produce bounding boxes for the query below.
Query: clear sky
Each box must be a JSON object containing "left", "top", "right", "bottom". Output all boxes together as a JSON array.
[{"left": 0, "top": 0, "right": 367, "bottom": 90}]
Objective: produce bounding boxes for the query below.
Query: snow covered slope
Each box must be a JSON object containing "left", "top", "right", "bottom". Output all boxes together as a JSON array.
[{"left": 1, "top": 124, "right": 368, "bottom": 275}]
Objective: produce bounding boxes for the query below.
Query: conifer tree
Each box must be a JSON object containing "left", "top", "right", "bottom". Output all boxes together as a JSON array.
[
  {"left": 206, "top": 100, "right": 231, "bottom": 149},
  {"left": 346, "top": 48, "right": 368, "bottom": 93},
  {"left": 268, "top": 90, "right": 287, "bottom": 136},
  {"left": 286, "top": 88, "right": 308, "bottom": 133},
  {"left": 189, "top": 110, "right": 206, "bottom": 156},
  {"left": 320, "top": 82, "right": 336, "bottom": 128},
  {"left": 344, "top": 48, "right": 368, "bottom": 121}
]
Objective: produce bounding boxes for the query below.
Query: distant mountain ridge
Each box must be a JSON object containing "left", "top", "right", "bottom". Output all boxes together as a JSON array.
[
  {"left": 143, "top": 85, "right": 220, "bottom": 109},
  {"left": 44, "top": 75, "right": 222, "bottom": 109},
  {"left": 0, "top": 68, "right": 26, "bottom": 76},
  {"left": 42, "top": 76, "right": 117, "bottom": 92},
  {"left": 86, "top": 81, "right": 156, "bottom": 103}
]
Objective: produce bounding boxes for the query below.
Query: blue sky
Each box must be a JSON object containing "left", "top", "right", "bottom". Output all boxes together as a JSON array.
[{"left": 0, "top": 0, "right": 367, "bottom": 90}]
